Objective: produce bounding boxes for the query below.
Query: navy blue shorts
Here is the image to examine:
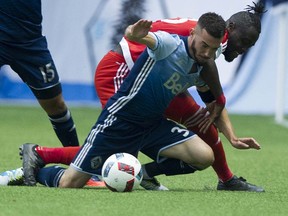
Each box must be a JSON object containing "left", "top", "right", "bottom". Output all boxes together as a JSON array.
[
  {"left": 71, "top": 113, "right": 195, "bottom": 175},
  {"left": 0, "top": 36, "right": 61, "bottom": 99}
]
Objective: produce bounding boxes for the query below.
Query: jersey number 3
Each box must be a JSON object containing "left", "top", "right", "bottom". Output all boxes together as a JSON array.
[{"left": 171, "top": 126, "right": 189, "bottom": 137}]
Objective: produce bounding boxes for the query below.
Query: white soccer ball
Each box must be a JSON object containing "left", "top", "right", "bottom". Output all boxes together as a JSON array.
[{"left": 101, "top": 153, "right": 143, "bottom": 192}]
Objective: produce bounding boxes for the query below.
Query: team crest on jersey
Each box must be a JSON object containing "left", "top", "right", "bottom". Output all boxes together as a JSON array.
[{"left": 90, "top": 156, "right": 102, "bottom": 169}]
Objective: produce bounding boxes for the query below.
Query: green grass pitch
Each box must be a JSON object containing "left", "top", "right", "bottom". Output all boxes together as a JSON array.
[{"left": 0, "top": 105, "right": 287, "bottom": 216}]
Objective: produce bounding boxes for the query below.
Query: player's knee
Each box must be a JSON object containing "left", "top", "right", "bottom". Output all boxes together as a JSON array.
[
  {"left": 197, "top": 148, "right": 214, "bottom": 170},
  {"left": 187, "top": 146, "right": 214, "bottom": 170}
]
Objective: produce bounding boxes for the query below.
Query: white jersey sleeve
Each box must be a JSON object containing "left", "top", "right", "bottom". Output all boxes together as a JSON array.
[{"left": 147, "top": 31, "right": 180, "bottom": 61}]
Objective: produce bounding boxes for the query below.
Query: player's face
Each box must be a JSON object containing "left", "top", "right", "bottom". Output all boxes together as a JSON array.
[
  {"left": 189, "top": 28, "right": 222, "bottom": 65},
  {"left": 223, "top": 25, "right": 259, "bottom": 62}
]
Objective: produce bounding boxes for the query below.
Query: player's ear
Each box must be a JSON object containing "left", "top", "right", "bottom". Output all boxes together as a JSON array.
[
  {"left": 190, "top": 28, "right": 195, "bottom": 35},
  {"left": 227, "top": 22, "right": 236, "bottom": 31}
]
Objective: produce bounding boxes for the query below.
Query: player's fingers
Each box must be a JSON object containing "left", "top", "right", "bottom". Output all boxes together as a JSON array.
[
  {"left": 203, "top": 120, "right": 213, "bottom": 133},
  {"left": 198, "top": 117, "right": 208, "bottom": 128},
  {"left": 202, "top": 106, "right": 209, "bottom": 113},
  {"left": 199, "top": 118, "right": 212, "bottom": 133},
  {"left": 239, "top": 141, "right": 260, "bottom": 150},
  {"left": 250, "top": 143, "right": 261, "bottom": 150},
  {"left": 239, "top": 138, "right": 261, "bottom": 150},
  {"left": 140, "top": 19, "right": 152, "bottom": 28}
]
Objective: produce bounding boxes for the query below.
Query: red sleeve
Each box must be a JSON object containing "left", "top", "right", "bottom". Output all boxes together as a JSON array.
[
  {"left": 150, "top": 18, "right": 197, "bottom": 36},
  {"left": 124, "top": 18, "right": 197, "bottom": 62}
]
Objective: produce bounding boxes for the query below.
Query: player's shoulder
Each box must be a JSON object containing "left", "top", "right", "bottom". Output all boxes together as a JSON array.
[
  {"left": 148, "top": 31, "right": 182, "bottom": 61},
  {"left": 152, "top": 31, "right": 181, "bottom": 43}
]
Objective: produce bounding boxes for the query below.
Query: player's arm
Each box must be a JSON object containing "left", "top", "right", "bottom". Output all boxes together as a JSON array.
[
  {"left": 125, "top": 19, "right": 156, "bottom": 50},
  {"left": 200, "top": 59, "right": 224, "bottom": 103},
  {"left": 215, "top": 108, "right": 261, "bottom": 150},
  {"left": 197, "top": 59, "right": 226, "bottom": 133},
  {"left": 197, "top": 87, "right": 261, "bottom": 150}
]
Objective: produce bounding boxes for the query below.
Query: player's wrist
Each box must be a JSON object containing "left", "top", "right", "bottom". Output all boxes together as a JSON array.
[{"left": 216, "top": 93, "right": 226, "bottom": 105}]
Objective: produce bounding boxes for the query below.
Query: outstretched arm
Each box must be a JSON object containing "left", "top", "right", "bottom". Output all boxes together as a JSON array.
[
  {"left": 215, "top": 108, "right": 261, "bottom": 150},
  {"left": 125, "top": 19, "right": 156, "bottom": 49},
  {"left": 196, "top": 83, "right": 261, "bottom": 150}
]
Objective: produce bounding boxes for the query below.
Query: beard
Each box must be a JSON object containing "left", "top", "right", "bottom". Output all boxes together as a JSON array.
[
  {"left": 223, "top": 49, "right": 237, "bottom": 62},
  {"left": 191, "top": 40, "right": 205, "bottom": 65},
  {"left": 224, "top": 53, "right": 234, "bottom": 62}
]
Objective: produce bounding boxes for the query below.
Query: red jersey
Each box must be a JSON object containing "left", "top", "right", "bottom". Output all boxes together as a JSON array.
[{"left": 119, "top": 18, "right": 228, "bottom": 70}]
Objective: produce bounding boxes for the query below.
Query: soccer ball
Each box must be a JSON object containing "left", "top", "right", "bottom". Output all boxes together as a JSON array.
[{"left": 101, "top": 153, "right": 143, "bottom": 192}]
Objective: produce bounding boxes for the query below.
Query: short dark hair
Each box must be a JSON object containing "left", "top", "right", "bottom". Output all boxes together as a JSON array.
[
  {"left": 197, "top": 12, "right": 226, "bottom": 38},
  {"left": 228, "top": 1, "right": 267, "bottom": 33}
]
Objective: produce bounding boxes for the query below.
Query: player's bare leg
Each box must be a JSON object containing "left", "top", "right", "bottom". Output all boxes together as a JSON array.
[
  {"left": 38, "top": 93, "right": 79, "bottom": 147},
  {"left": 58, "top": 166, "right": 91, "bottom": 188},
  {"left": 160, "top": 135, "right": 214, "bottom": 170}
]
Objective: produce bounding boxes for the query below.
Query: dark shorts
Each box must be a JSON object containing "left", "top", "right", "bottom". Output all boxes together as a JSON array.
[
  {"left": 71, "top": 112, "right": 195, "bottom": 175},
  {"left": 0, "top": 36, "right": 61, "bottom": 99}
]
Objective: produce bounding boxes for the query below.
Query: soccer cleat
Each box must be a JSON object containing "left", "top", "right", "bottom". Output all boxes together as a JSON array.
[
  {"left": 140, "top": 177, "right": 169, "bottom": 191},
  {"left": 0, "top": 168, "right": 24, "bottom": 186},
  {"left": 217, "top": 175, "right": 265, "bottom": 192},
  {"left": 85, "top": 175, "right": 106, "bottom": 187},
  {"left": 19, "top": 143, "right": 45, "bottom": 186}
]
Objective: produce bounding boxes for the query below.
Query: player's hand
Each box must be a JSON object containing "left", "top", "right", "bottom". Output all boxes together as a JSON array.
[
  {"left": 198, "top": 101, "right": 224, "bottom": 133},
  {"left": 230, "top": 137, "right": 261, "bottom": 150},
  {"left": 126, "top": 19, "right": 152, "bottom": 40}
]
